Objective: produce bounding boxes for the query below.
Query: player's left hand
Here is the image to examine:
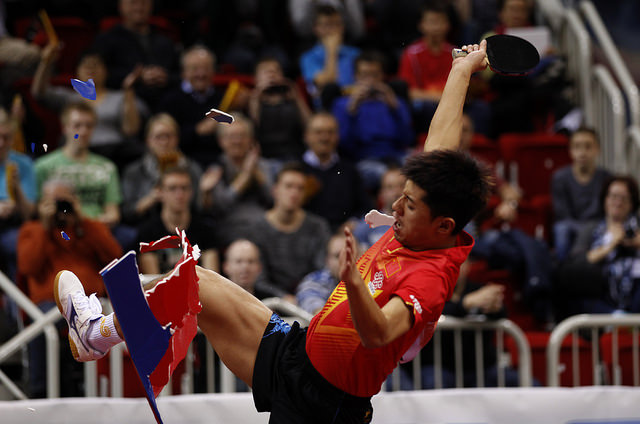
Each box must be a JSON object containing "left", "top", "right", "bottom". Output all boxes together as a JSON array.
[{"left": 339, "top": 227, "right": 361, "bottom": 286}]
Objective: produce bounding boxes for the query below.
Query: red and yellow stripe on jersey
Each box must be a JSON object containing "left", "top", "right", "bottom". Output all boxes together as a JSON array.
[{"left": 306, "top": 227, "right": 473, "bottom": 397}]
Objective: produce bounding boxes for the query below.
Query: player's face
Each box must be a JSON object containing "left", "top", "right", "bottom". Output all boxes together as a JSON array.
[
  {"left": 274, "top": 171, "right": 306, "bottom": 211},
  {"left": 391, "top": 180, "right": 446, "bottom": 251},
  {"left": 569, "top": 131, "right": 599, "bottom": 170}
]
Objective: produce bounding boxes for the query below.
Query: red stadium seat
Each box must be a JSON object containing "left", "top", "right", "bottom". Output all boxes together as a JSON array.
[
  {"left": 13, "top": 16, "right": 96, "bottom": 75},
  {"left": 498, "top": 133, "right": 570, "bottom": 240},
  {"left": 599, "top": 330, "right": 640, "bottom": 386},
  {"left": 499, "top": 132, "right": 571, "bottom": 199},
  {"left": 506, "top": 331, "right": 595, "bottom": 386},
  {"left": 470, "top": 134, "right": 503, "bottom": 178}
]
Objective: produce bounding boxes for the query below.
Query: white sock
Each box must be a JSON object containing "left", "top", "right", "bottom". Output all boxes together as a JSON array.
[{"left": 87, "top": 313, "right": 123, "bottom": 353}]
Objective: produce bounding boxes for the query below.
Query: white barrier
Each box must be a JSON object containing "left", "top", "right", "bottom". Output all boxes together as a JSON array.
[{"left": 1, "top": 387, "right": 640, "bottom": 424}]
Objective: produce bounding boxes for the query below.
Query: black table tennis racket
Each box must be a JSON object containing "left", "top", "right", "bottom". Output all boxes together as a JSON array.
[{"left": 452, "top": 34, "right": 540, "bottom": 76}]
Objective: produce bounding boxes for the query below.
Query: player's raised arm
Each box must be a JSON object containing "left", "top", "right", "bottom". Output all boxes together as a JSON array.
[{"left": 424, "top": 40, "right": 487, "bottom": 152}]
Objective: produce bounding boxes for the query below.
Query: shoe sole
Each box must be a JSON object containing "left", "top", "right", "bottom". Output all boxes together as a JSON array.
[{"left": 53, "top": 270, "right": 80, "bottom": 361}]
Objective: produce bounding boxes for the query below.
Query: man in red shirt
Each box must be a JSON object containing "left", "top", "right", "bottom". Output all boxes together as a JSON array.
[
  {"left": 55, "top": 41, "right": 491, "bottom": 422},
  {"left": 398, "top": 2, "right": 454, "bottom": 133}
]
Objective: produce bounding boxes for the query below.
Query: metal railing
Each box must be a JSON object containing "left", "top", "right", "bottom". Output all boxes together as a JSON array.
[
  {"left": 592, "top": 64, "right": 626, "bottom": 171},
  {"left": 546, "top": 314, "right": 640, "bottom": 386},
  {"left": 387, "top": 315, "right": 532, "bottom": 390},
  {"left": 560, "top": 7, "right": 593, "bottom": 126},
  {"left": 628, "top": 125, "right": 640, "bottom": 175},
  {"left": 0, "top": 271, "right": 60, "bottom": 399},
  {"left": 580, "top": 0, "right": 640, "bottom": 128}
]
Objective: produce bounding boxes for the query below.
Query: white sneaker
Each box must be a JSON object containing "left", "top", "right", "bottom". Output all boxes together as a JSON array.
[{"left": 54, "top": 270, "right": 106, "bottom": 362}]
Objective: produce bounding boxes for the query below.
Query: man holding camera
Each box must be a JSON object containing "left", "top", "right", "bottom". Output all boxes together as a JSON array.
[
  {"left": 331, "top": 50, "right": 413, "bottom": 191},
  {"left": 17, "top": 179, "right": 121, "bottom": 397}
]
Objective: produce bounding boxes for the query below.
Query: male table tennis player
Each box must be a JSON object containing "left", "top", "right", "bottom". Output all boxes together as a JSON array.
[{"left": 54, "top": 41, "right": 491, "bottom": 423}]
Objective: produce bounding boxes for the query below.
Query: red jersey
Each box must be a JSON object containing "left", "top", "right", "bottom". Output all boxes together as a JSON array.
[
  {"left": 398, "top": 39, "right": 454, "bottom": 93},
  {"left": 306, "top": 228, "right": 473, "bottom": 397}
]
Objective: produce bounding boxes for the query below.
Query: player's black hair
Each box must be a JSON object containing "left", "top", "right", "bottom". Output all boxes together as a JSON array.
[{"left": 402, "top": 150, "right": 493, "bottom": 234}]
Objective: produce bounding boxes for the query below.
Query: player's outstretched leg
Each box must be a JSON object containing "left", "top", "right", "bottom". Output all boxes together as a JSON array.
[
  {"left": 195, "top": 266, "right": 272, "bottom": 386},
  {"left": 54, "top": 270, "right": 123, "bottom": 362}
]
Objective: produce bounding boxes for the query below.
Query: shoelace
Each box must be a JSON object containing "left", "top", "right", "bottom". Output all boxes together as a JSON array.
[{"left": 71, "top": 292, "right": 103, "bottom": 325}]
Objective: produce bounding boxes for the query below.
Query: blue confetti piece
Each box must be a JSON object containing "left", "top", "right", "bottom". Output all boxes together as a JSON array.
[
  {"left": 31, "top": 143, "right": 35, "bottom": 152},
  {"left": 61, "top": 231, "right": 70, "bottom": 241},
  {"left": 74, "top": 134, "right": 79, "bottom": 139},
  {"left": 70, "top": 78, "right": 97, "bottom": 100}
]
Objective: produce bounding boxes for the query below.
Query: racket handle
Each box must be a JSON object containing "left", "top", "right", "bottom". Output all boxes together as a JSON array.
[{"left": 451, "top": 48, "right": 468, "bottom": 59}]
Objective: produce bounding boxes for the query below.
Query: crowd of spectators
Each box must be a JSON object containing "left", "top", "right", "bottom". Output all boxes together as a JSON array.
[{"left": 0, "top": 0, "right": 636, "bottom": 396}]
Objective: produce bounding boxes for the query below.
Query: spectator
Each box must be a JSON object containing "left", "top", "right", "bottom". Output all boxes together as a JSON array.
[
  {"left": 353, "top": 167, "right": 405, "bottom": 249},
  {"left": 414, "top": 260, "right": 524, "bottom": 389},
  {"left": 296, "top": 232, "right": 345, "bottom": 315},
  {"left": 561, "top": 176, "right": 640, "bottom": 315},
  {"left": 222, "top": 238, "right": 280, "bottom": 300},
  {"left": 397, "top": 2, "right": 454, "bottom": 132},
  {"left": 0, "top": 108, "right": 35, "bottom": 282},
  {"left": 137, "top": 166, "right": 220, "bottom": 274},
  {"left": 332, "top": 50, "right": 413, "bottom": 191},
  {"left": 299, "top": 4, "right": 360, "bottom": 109},
  {"left": 551, "top": 127, "right": 611, "bottom": 262},
  {"left": 31, "top": 47, "right": 148, "bottom": 171},
  {"left": 17, "top": 179, "right": 121, "bottom": 397},
  {"left": 222, "top": 238, "right": 263, "bottom": 297},
  {"left": 121, "top": 113, "right": 202, "bottom": 225},
  {"left": 460, "top": 112, "right": 554, "bottom": 327},
  {"left": 288, "top": 0, "right": 365, "bottom": 45},
  {"left": 247, "top": 162, "right": 331, "bottom": 298},
  {"left": 0, "top": 1, "right": 40, "bottom": 98},
  {"left": 158, "top": 45, "right": 224, "bottom": 168},
  {"left": 34, "top": 102, "right": 136, "bottom": 250},
  {"left": 248, "top": 56, "right": 311, "bottom": 162},
  {"left": 92, "top": 0, "right": 179, "bottom": 109},
  {"left": 200, "top": 114, "right": 273, "bottom": 247},
  {"left": 301, "top": 112, "right": 371, "bottom": 231}
]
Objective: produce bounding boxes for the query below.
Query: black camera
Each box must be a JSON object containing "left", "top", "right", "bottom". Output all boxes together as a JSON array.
[{"left": 56, "top": 199, "right": 74, "bottom": 214}]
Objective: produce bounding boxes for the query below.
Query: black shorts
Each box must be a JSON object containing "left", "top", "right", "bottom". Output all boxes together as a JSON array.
[{"left": 252, "top": 314, "right": 373, "bottom": 424}]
